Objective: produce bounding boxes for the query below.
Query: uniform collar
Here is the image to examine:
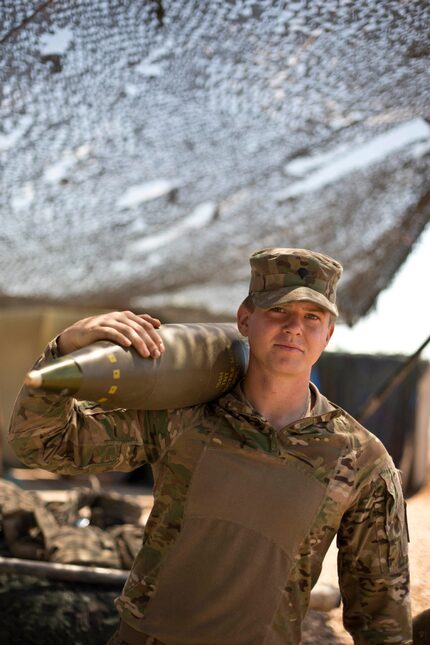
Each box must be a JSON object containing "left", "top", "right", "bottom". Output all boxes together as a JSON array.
[{"left": 217, "top": 380, "right": 341, "bottom": 431}]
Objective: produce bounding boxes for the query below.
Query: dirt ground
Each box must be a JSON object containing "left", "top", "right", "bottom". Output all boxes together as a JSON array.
[{"left": 301, "top": 479, "right": 430, "bottom": 643}]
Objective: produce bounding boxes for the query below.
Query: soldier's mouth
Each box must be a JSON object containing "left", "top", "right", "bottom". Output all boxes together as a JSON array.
[{"left": 273, "top": 343, "right": 304, "bottom": 353}]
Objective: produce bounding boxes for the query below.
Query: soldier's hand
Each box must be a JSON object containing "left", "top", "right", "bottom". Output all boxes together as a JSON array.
[{"left": 57, "top": 311, "right": 165, "bottom": 359}]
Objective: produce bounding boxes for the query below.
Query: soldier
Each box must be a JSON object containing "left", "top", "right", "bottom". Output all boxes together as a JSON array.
[{"left": 9, "top": 248, "right": 412, "bottom": 644}]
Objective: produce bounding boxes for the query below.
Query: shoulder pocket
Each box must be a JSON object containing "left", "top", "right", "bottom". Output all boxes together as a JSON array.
[{"left": 378, "top": 469, "right": 409, "bottom": 571}]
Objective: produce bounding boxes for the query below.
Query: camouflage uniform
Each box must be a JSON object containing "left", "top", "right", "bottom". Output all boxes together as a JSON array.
[{"left": 9, "top": 338, "right": 412, "bottom": 645}]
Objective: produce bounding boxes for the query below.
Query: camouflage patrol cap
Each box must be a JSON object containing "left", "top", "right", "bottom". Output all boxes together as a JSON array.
[{"left": 248, "top": 248, "right": 343, "bottom": 317}]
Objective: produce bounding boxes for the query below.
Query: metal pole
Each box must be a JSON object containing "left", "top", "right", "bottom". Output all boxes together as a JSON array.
[
  {"left": 357, "top": 335, "right": 430, "bottom": 423},
  {"left": 0, "top": 555, "right": 128, "bottom": 586}
]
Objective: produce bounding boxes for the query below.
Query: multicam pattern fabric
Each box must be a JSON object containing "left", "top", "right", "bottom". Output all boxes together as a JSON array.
[
  {"left": 249, "top": 248, "right": 343, "bottom": 316},
  {"left": 9, "top": 339, "right": 412, "bottom": 644}
]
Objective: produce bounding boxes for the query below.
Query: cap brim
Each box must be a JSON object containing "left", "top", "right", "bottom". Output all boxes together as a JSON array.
[{"left": 252, "top": 286, "right": 338, "bottom": 317}]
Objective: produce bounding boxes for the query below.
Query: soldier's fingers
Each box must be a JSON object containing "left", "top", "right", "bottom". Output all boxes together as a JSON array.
[
  {"left": 129, "top": 325, "right": 164, "bottom": 358},
  {"left": 130, "top": 314, "right": 165, "bottom": 351},
  {"left": 135, "top": 326, "right": 165, "bottom": 358},
  {"left": 59, "top": 312, "right": 165, "bottom": 357},
  {"left": 120, "top": 315, "right": 164, "bottom": 350},
  {"left": 97, "top": 326, "right": 157, "bottom": 359},
  {"left": 138, "top": 313, "right": 161, "bottom": 328},
  {"left": 101, "top": 321, "right": 162, "bottom": 359},
  {"left": 85, "top": 325, "right": 135, "bottom": 350},
  {"left": 110, "top": 310, "right": 160, "bottom": 330},
  {"left": 109, "top": 311, "right": 164, "bottom": 351}
]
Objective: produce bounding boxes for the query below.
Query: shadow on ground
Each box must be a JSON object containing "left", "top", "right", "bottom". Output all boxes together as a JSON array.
[{"left": 301, "top": 608, "right": 347, "bottom": 644}]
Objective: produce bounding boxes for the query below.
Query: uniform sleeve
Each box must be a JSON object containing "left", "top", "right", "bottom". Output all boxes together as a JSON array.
[
  {"left": 8, "top": 339, "right": 173, "bottom": 476},
  {"left": 337, "top": 466, "right": 412, "bottom": 644}
]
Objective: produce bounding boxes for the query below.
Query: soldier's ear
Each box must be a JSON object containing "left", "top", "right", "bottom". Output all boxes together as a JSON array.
[
  {"left": 237, "top": 303, "right": 251, "bottom": 337},
  {"left": 325, "top": 322, "right": 335, "bottom": 345}
]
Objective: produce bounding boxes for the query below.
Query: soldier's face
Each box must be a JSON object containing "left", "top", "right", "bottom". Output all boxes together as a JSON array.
[{"left": 237, "top": 301, "right": 334, "bottom": 377}]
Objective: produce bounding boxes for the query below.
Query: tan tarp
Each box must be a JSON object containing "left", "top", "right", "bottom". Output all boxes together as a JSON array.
[{"left": 1, "top": 306, "right": 108, "bottom": 466}]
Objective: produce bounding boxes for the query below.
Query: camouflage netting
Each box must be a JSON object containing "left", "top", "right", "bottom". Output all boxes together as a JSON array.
[
  {"left": 0, "top": 478, "right": 141, "bottom": 643},
  {"left": 0, "top": 574, "right": 119, "bottom": 645},
  {"left": 1, "top": 0, "right": 429, "bottom": 324}
]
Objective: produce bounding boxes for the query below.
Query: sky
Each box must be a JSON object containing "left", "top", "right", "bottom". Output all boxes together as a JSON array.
[{"left": 329, "top": 224, "right": 430, "bottom": 359}]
